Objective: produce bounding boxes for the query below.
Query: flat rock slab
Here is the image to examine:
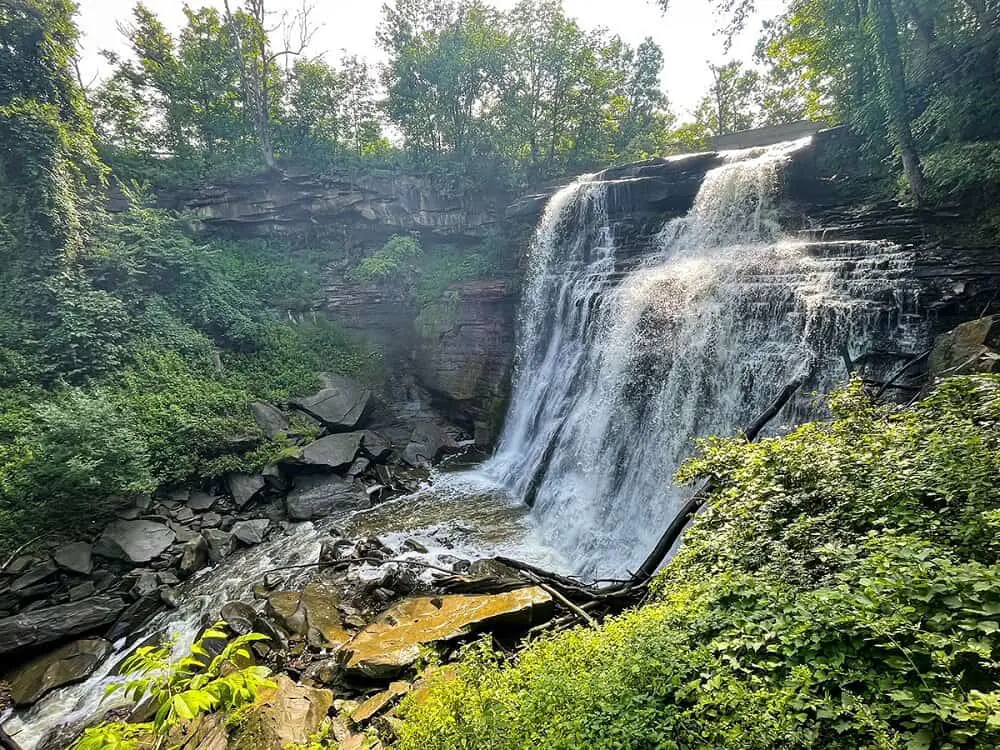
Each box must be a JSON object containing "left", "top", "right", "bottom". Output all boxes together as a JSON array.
[
  {"left": 232, "top": 519, "right": 270, "bottom": 546},
  {"left": 95, "top": 520, "right": 175, "bottom": 563},
  {"left": 297, "top": 433, "right": 364, "bottom": 471},
  {"left": 53, "top": 542, "right": 93, "bottom": 575},
  {"left": 290, "top": 376, "right": 371, "bottom": 430},
  {"left": 228, "top": 473, "right": 266, "bottom": 509},
  {"left": 0, "top": 596, "right": 126, "bottom": 656},
  {"left": 350, "top": 681, "right": 410, "bottom": 725},
  {"left": 266, "top": 582, "right": 352, "bottom": 649},
  {"left": 343, "top": 587, "right": 553, "bottom": 679},
  {"left": 187, "top": 491, "right": 218, "bottom": 511},
  {"left": 6, "top": 637, "right": 110, "bottom": 706},
  {"left": 11, "top": 559, "right": 58, "bottom": 591},
  {"left": 285, "top": 475, "right": 371, "bottom": 521},
  {"left": 251, "top": 401, "right": 290, "bottom": 440}
]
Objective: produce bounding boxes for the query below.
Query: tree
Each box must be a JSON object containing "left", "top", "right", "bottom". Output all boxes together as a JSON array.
[{"left": 694, "top": 61, "right": 762, "bottom": 136}]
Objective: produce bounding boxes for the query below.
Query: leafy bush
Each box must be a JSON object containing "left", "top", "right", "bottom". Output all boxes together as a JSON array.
[
  {"left": 349, "top": 234, "right": 423, "bottom": 284},
  {"left": 71, "top": 624, "right": 274, "bottom": 750},
  {"left": 923, "top": 143, "right": 1000, "bottom": 204},
  {"left": 395, "top": 376, "right": 1000, "bottom": 750}
]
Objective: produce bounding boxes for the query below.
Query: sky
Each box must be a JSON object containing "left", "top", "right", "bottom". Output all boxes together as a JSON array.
[{"left": 74, "top": 0, "right": 786, "bottom": 121}]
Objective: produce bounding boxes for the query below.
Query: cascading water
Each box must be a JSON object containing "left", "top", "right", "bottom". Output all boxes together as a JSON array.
[{"left": 484, "top": 138, "right": 924, "bottom": 577}]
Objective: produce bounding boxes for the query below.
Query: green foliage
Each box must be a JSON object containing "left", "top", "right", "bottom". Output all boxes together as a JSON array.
[
  {"left": 395, "top": 376, "right": 1000, "bottom": 749},
  {"left": 349, "top": 235, "right": 424, "bottom": 284},
  {"left": 71, "top": 624, "right": 275, "bottom": 750},
  {"left": 923, "top": 143, "right": 1000, "bottom": 205}
]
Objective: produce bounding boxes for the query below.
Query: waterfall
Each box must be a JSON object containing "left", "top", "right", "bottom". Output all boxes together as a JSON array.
[{"left": 483, "top": 139, "right": 924, "bottom": 578}]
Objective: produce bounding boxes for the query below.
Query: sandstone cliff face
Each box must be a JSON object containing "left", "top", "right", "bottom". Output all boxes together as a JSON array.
[{"left": 183, "top": 137, "right": 1000, "bottom": 439}]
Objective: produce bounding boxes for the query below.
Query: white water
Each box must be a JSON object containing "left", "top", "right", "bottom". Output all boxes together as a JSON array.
[{"left": 481, "top": 139, "right": 925, "bottom": 577}]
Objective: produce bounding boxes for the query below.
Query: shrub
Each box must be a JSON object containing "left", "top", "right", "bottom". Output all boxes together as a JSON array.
[
  {"left": 395, "top": 376, "right": 1000, "bottom": 750},
  {"left": 349, "top": 234, "right": 423, "bottom": 284}
]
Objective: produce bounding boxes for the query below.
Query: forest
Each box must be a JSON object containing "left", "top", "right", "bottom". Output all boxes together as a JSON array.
[{"left": 2, "top": 0, "right": 1000, "bottom": 748}]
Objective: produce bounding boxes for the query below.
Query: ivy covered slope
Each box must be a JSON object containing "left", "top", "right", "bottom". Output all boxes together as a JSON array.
[
  {"left": 397, "top": 376, "right": 1000, "bottom": 750},
  {"left": 0, "top": 205, "right": 371, "bottom": 551}
]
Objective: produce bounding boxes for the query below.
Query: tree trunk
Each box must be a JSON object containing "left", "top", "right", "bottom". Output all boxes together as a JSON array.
[{"left": 872, "top": 0, "right": 928, "bottom": 205}]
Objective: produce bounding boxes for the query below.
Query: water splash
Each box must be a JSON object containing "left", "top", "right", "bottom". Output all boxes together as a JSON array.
[{"left": 482, "top": 139, "right": 925, "bottom": 577}]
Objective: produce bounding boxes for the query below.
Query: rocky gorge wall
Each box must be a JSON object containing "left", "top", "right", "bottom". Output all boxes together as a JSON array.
[{"left": 179, "top": 133, "right": 1000, "bottom": 442}]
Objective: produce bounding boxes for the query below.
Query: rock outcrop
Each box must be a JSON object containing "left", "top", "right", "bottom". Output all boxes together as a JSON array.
[
  {"left": 928, "top": 315, "right": 1000, "bottom": 377},
  {"left": 5, "top": 638, "right": 110, "bottom": 706},
  {"left": 285, "top": 476, "right": 371, "bottom": 521},
  {"left": 94, "top": 520, "right": 175, "bottom": 563}
]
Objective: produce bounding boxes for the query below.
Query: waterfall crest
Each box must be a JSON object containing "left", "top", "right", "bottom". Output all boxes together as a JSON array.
[{"left": 483, "top": 140, "right": 924, "bottom": 577}]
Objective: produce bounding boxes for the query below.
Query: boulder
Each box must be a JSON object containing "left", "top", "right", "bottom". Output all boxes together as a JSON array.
[
  {"left": 227, "top": 473, "right": 267, "bottom": 509},
  {"left": 131, "top": 570, "right": 159, "bottom": 599},
  {"left": 95, "top": 520, "right": 176, "bottom": 563},
  {"left": 361, "top": 431, "right": 392, "bottom": 461},
  {"left": 228, "top": 674, "right": 333, "bottom": 750},
  {"left": 285, "top": 475, "right": 371, "bottom": 521},
  {"left": 11, "top": 560, "right": 58, "bottom": 591},
  {"left": 187, "top": 491, "right": 218, "bottom": 511},
  {"left": 53, "top": 542, "right": 93, "bottom": 575},
  {"left": 179, "top": 535, "right": 210, "bottom": 576},
  {"left": 296, "top": 432, "right": 364, "bottom": 471},
  {"left": 107, "top": 593, "right": 162, "bottom": 642},
  {"left": 343, "top": 588, "right": 553, "bottom": 679},
  {"left": 350, "top": 681, "right": 410, "bottom": 725},
  {"left": 0, "top": 596, "right": 126, "bottom": 656},
  {"left": 265, "top": 582, "right": 352, "bottom": 649},
  {"left": 203, "top": 529, "right": 236, "bottom": 563},
  {"left": 251, "top": 401, "right": 290, "bottom": 440},
  {"left": 200, "top": 511, "right": 222, "bottom": 528},
  {"left": 928, "top": 315, "right": 1000, "bottom": 377},
  {"left": 5, "top": 638, "right": 110, "bottom": 706},
  {"left": 232, "top": 519, "right": 270, "bottom": 546},
  {"left": 289, "top": 375, "right": 371, "bottom": 431},
  {"left": 401, "top": 421, "right": 457, "bottom": 468}
]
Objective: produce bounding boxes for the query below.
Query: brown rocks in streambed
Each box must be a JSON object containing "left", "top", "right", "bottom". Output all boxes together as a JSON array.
[
  {"left": 179, "top": 534, "right": 210, "bottom": 576},
  {"left": 285, "top": 475, "right": 371, "bottom": 521},
  {"left": 0, "top": 596, "right": 126, "bottom": 656},
  {"left": 928, "top": 314, "right": 1000, "bottom": 378},
  {"left": 266, "top": 582, "right": 353, "bottom": 649},
  {"left": 341, "top": 587, "right": 554, "bottom": 679},
  {"left": 227, "top": 674, "right": 333, "bottom": 750},
  {"left": 5, "top": 638, "right": 110, "bottom": 706}
]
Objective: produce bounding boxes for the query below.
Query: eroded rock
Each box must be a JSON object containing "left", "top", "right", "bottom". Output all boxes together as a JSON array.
[
  {"left": 53, "top": 542, "right": 93, "bottom": 575},
  {"left": 285, "top": 476, "right": 371, "bottom": 521},
  {"left": 228, "top": 674, "right": 333, "bottom": 750},
  {"left": 6, "top": 638, "right": 110, "bottom": 706},
  {"left": 95, "top": 520, "right": 175, "bottom": 563},
  {"left": 343, "top": 588, "right": 553, "bottom": 679},
  {"left": 290, "top": 376, "right": 372, "bottom": 431}
]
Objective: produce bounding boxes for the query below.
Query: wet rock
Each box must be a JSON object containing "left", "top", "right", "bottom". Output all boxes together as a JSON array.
[
  {"left": 67, "top": 581, "right": 96, "bottom": 601},
  {"left": 161, "top": 588, "right": 180, "bottom": 609},
  {"left": 267, "top": 590, "right": 307, "bottom": 636},
  {"left": 6, "top": 638, "right": 111, "bottom": 706},
  {"left": 53, "top": 542, "right": 93, "bottom": 575},
  {"left": 228, "top": 674, "right": 333, "bottom": 750},
  {"left": 295, "top": 432, "right": 364, "bottom": 472},
  {"left": 131, "top": 570, "right": 159, "bottom": 599},
  {"left": 0, "top": 596, "right": 126, "bottom": 656},
  {"left": 232, "top": 519, "right": 270, "bottom": 546},
  {"left": 285, "top": 475, "right": 371, "bottom": 521},
  {"left": 929, "top": 315, "right": 1000, "bottom": 377},
  {"left": 158, "top": 571, "right": 179, "bottom": 586},
  {"left": 356, "top": 537, "right": 394, "bottom": 560},
  {"left": 179, "top": 535, "right": 210, "bottom": 576},
  {"left": 400, "top": 421, "right": 458, "bottom": 468},
  {"left": 343, "top": 588, "right": 553, "bottom": 679},
  {"left": 264, "top": 573, "right": 284, "bottom": 590},
  {"left": 95, "top": 520, "right": 176, "bottom": 563},
  {"left": 203, "top": 529, "right": 236, "bottom": 563},
  {"left": 220, "top": 601, "right": 258, "bottom": 635},
  {"left": 361, "top": 431, "right": 392, "bottom": 461},
  {"left": 319, "top": 537, "right": 354, "bottom": 564},
  {"left": 289, "top": 375, "right": 372, "bottom": 431},
  {"left": 347, "top": 457, "right": 370, "bottom": 477},
  {"left": 251, "top": 401, "right": 290, "bottom": 440},
  {"left": 11, "top": 560, "right": 58, "bottom": 591},
  {"left": 187, "top": 491, "right": 218, "bottom": 511},
  {"left": 4, "top": 554, "right": 36, "bottom": 576},
  {"left": 108, "top": 593, "right": 163, "bottom": 642},
  {"left": 350, "top": 681, "right": 410, "bottom": 726},
  {"left": 228, "top": 473, "right": 267, "bottom": 509},
  {"left": 266, "top": 582, "right": 352, "bottom": 649},
  {"left": 402, "top": 539, "right": 429, "bottom": 554}
]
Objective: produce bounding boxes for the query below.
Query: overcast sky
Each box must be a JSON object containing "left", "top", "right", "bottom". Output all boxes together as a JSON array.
[{"left": 74, "top": 0, "right": 786, "bottom": 121}]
